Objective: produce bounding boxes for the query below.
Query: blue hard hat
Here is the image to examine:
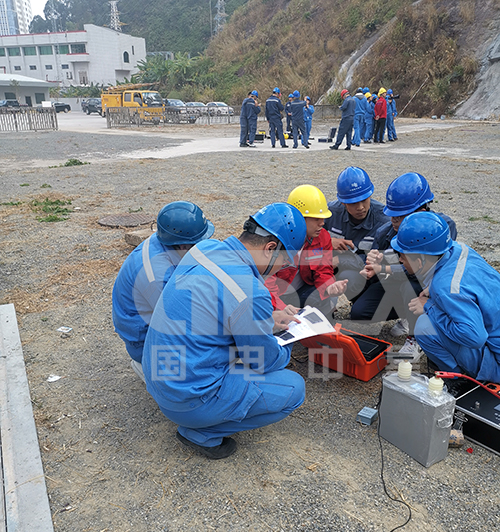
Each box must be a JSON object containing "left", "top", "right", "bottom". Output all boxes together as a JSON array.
[
  {"left": 251, "top": 90, "right": 259, "bottom": 97},
  {"left": 357, "top": 87, "right": 363, "bottom": 92},
  {"left": 384, "top": 173, "right": 434, "bottom": 217},
  {"left": 391, "top": 212, "right": 452, "bottom": 256},
  {"left": 363, "top": 87, "right": 370, "bottom": 93},
  {"left": 157, "top": 201, "right": 214, "bottom": 246},
  {"left": 251, "top": 203, "right": 307, "bottom": 262},
  {"left": 336, "top": 166, "right": 374, "bottom": 203},
  {"left": 288, "top": 93, "right": 294, "bottom": 98},
  {"left": 273, "top": 87, "right": 280, "bottom": 94},
  {"left": 305, "top": 96, "right": 311, "bottom": 101},
  {"left": 387, "top": 89, "right": 393, "bottom": 95},
  {"left": 292, "top": 90, "right": 300, "bottom": 98}
]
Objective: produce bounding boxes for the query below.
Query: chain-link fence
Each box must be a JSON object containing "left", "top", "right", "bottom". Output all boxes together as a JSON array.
[{"left": 0, "top": 107, "right": 58, "bottom": 132}]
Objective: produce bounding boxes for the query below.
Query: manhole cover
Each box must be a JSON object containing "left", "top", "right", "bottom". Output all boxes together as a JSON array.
[{"left": 98, "top": 213, "right": 155, "bottom": 227}]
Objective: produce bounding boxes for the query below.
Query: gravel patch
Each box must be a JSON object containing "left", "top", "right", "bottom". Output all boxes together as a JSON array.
[{"left": 1, "top": 118, "right": 499, "bottom": 532}]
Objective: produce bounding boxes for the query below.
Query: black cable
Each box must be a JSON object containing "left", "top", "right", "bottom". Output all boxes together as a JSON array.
[{"left": 376, "top": 387, "right": 413, "bottom": 532}]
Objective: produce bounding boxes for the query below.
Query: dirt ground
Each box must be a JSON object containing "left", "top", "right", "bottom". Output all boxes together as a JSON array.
[{"left": 1, "top": 118, "right": 500, "bottom": 532}]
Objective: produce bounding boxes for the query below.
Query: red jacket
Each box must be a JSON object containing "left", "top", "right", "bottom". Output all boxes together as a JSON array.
[
  {"left": 374, "top": 97, "right": 387, "bottom": 119},
  {"left": 265, "top": 228, "right": 336, "bottom": 310}
]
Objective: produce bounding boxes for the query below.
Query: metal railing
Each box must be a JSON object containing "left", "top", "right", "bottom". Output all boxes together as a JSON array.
[
  {"left": 104, "top": 104, "right": 341, "bottom": 129},
  {"left": 0, "top": 107, "right": 58, "bottom": 132}
]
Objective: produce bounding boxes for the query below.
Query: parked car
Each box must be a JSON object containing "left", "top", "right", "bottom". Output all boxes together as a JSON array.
[
  {"left": 52, "top": 102, "right": 71, "bottom": 113},
  {"left": 185, "top": 101, "right": 208, "bottom": 116},
  {"left": 82, "top": 97, "right": 102, "bottom": 115},
  {"left": 163, "top": 98, "right": 197, "bottom": 123},
  {"left": 0, "top": 99, "right": 20, "bottom": 109},
  {"left": 206, "top": 101, "right": 234, "bottom": 116}
]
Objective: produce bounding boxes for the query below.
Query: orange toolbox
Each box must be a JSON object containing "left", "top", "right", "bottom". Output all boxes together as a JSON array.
[{"left": 301, "top": 323, "right": 392, "bottom": 382}]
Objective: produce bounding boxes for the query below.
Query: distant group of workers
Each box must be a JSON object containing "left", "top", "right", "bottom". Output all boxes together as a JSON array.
[
  {"left": 112, "top": 166, "right": 500, "bottom": 460},
  {"left": 239, "top": 86, "right": 398, "bottom": 149}
]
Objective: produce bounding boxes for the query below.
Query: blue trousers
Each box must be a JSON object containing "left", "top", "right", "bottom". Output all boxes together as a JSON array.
[
  {"left": 364, "top": 117, "right": 373, "bottom": 141},
  {"left": 159, "top": 370, "right": 305, "bottom": 447},
  {"left": 248, "top": 119, "right": 258, "bottom": 143},
  {"left": 304, "top": 119, "right": 312, "bottom": 141},
  {"left": 386, "top": 115, "right": 397, "bottom": 140},
  {"left": 352, "top": 115, "right": 364, "bottom": 146},
  {"left": 415, "top": 315, "right": 500, "bottom": 382},
  {"left": 239, "top": 118, "right": 249, "bottom": 145},
  {"left": 269, "top": 118, "right": 286, "bottom": 147},
  {"left": 125, "top": 339, "right": 144, "bottom": 363},
  {"left": 334, "top": 117, "right": 354, "bottom": 148},
  {"left": 292, "top": 120, "right": 307, "bottom": 148}
]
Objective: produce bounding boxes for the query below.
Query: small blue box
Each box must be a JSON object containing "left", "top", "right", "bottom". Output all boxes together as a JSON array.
[{"left": 356, "top": 407, "right": 378, "bottom": 426}]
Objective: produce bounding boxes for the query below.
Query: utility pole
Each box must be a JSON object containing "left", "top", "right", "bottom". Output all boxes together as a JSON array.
[{"left": 214, "top": 0, "right": 227, "bottom": 35}]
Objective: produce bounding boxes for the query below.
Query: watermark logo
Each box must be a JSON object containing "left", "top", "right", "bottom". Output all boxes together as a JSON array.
[
  {"left": 228, "top": 345, "right": 266, "bottom": 381},
  {"left": 151, "top": 345, "right": 186, "bottom": 381},
  {"left": 308, "top": 347, "right": 344, "bottom": 381}
]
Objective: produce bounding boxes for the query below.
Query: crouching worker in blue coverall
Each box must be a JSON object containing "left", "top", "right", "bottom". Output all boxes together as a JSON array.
[
  {"left": 392, "top": 212, "right": 500, "bottom": 384},
  {"left": 142, "top": 203, "right": 308, "bottom": 459},
  {"left": 112, "top": 201, "right": 214, "bottom": 378}
]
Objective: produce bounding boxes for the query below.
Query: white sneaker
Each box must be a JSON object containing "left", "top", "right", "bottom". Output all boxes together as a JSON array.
[
  {"left": 130, "top": 359, "right": 146, "bottom": 383},
  {"left": 397, "top": 336, "right": 423, "bottom": 363},
  {"left": 390, "top": 318, "right": 409, "bottom": 337}
]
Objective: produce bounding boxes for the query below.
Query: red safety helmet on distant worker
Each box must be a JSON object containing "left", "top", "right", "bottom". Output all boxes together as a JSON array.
[{"left": 341, "top": 89, "right": 349, "bottom": 98}]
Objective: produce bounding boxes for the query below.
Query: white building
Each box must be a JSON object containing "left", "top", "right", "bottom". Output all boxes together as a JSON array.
[
  {"left": 0, "top": 24, "right": 146, "bottom": 87},
  {"left": 0, "top": 0, "right": 32, "bottom": 35},
  {"left": 0, "top": 72, "right": 57, "bottom": 105}
]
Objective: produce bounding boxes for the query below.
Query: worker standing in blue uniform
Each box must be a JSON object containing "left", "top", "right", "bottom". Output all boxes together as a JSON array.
[
  {"left": 142, "top": 203, "right": 308, "bottom": 459},
  {"left": 324, "top": 166, "right": 389, "bottom": 302},
  {"left": 386, "top": 89, "right": 398, "bottom": 141},
  {"left": 392, "top": 212, "right": 500, "bottom": 383},
  {"left": 247, "top": 90, "right": 261, "bottom": 147},
  {"left": 112, "top": 201, "right": 215, "bottom": 372},
  {"left": 351, "top": 173, "right": 457, "bottom": 360},
  {"left": 363, "top": 93, "right": 375, "bottom": 143},
  {"left": 330, "top": 89, "right": 356, "bottom": 150},
  {"left": 239, "top": 92, "right": 254, "bottom": 147},
  {"left": 290, "top": 90, "right": 308, "bottom": 149},
  {"left": 352, "top": 87, "right": 367, "bottom": 147},
  {"left": 303, "top": 96, "right": 314, "bottom": 146},
  {"left": 285, "top": 93, "right": 293, "bottom": 133},
  {"left": 265, "top": 87, "right": 288, "bottom": 148}
]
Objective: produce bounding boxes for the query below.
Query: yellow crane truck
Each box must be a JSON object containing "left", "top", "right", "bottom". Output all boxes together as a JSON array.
[{"left": 101, "top": 83, "right": 164, "bottom": 124}]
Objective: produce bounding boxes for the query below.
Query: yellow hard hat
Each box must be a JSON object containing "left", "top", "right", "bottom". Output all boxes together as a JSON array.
[
  {"left": 365, "top": 92, "right": 372, "bottom": 99},
  {"left": 287, "top": 185, "right": 332, "bottom": 218},
  {"left": 378, "top": 87, "right": 387, "bottom": 97}
]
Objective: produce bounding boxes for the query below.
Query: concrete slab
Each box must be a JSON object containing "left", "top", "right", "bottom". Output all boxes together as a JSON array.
[{"left": 0, "top": 304, "right": 54, "bottom": 532}]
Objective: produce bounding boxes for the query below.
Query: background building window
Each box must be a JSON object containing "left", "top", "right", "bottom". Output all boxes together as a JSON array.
[
  {"left": 71, "top": 44, "right": 86, "bottom": 54},
  {"left": 123, "top": 51, "right": 129, "bottom": 63},
  {"left": 0, "top": 48, "right": 5, "bottom": 57},
  {"left": 4, "top": 92, "right": 16, "bottom": 99},
  {"left": 61, "top": 64, "right": 69, "bottom": 69},
  {"left": 14, "top": 66, "right": 21, "bottom": 71},
  {"left": 132, "top": 46, "right": 135, "bottom": 55},
  {"left": 29, "top": 65, "right": 37, "bottom": 70},
  {"left": 7, "top": 48, "right": 21, "bottom": 57},
  {"left": 23, "top": 46, "right": 36, "bottom": 56},
  {"left": 35, "top": 93, "right": 45, "bottom": 104},
  {"left": 57, "top": 45, "right": 69, "bottom": 54},
  {"left": 38, "top": 45, "right": 53, "bottom": 55},
  {"left": 45, "top": 65, "right": 53, "bottom": 70}
]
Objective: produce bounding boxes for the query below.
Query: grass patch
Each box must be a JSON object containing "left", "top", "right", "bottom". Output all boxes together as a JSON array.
[
  {"left": 41, "top": 183, "right": 52, "bottom": 188},
  {"left": 468, "top": 215, "right": 499, "bottom": 224},
  {"left": 1, "top": 201, "right": 22, "bottom": 206},
  {"left": 20, "top": 183, "right": 30, "bottom": 187},
  {"left": 49, "top": 158, "right": 90, "bottom": 168},
  {"left": 30, "top": 197, "right": 73, "bottom": 222}
]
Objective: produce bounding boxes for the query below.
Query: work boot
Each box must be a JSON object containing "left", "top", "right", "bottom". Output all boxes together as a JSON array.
[
  {"left": 176, "top": 432, "right": 237, "bottom": 460},
  {"left": 330, "top": 145, "right": 339, "bottom": 150}
]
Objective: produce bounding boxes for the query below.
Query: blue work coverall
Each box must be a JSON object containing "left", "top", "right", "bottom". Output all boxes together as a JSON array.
[
  {"left": 303, "top": 104, "right": 315, "bottom": 144},
  {"left": 239, "top": 97, "right": 254, "bottom": 145},
  {"left": 350, "top": 212, "right": 457, "bottom": 328},
  {"left": 324, "top": 199, "right": 389, "bottom": 300},
  {"left": 333, "top": 96, "right": 356, "bottom": 149},
  {"left": 112, "top": 234, "right": 181, "bottom": 362},
  {"left": 290, "top": 98, "right": 307, "bottom": 148},
  {"left": 415, "top": 242, "right": 500, "bottom": 382},
  {"left": 364, "top": 99, "right": 375, "bottom": 142},
  {"left": 285, "top": 100, "right": 292, "bottom": 131},
  {"left": 352, "top": 92, "right": 367, "bottom": 146},
  {"left": 248, "top": 101, "right": 261, "bottom": 144},
  {"left": 142, "top": 236, "right": 305, "bottom": 447},
  {"left": 386, "top": 97, "right": 398, "bottom": 140},
  {"left": 265, "top": 95, "right": 286, "bottom": 147}
]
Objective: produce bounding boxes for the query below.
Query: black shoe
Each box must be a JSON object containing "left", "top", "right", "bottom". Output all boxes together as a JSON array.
[
  {"left": 373, "top": 140, "right": 379, "bottom": 143},
  {"left": 292, "top": 146, "right": 298, "bottom": 149},
  {"left": 281, "top": 145, "right": 288, "bottom": 148},
  {"left": 304, "top": 145, "right": 310, "bottom": 149},
  {"left": 176, "top": 431, "right": 237, "bottom": 460},
  {"left": 330, "top": 145, "right": 339, "bottom": 150},
  {"left": 388, "top": 139, "right": 394, "bottom": 142},
  {"left": 379, "top": 141, "right": 385, "bottom": 144},
  {"left": 345, "top": 147, "right": 351, "bottom": 150},
  {"left": 271, "top": 145, "right": 275, "bottom": 148},
  {"left": 355, "top": 144, "right": 360, "bottom": 147},
  {"left": 239, "top": 144, "right": 248, "bottom": 147}
]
